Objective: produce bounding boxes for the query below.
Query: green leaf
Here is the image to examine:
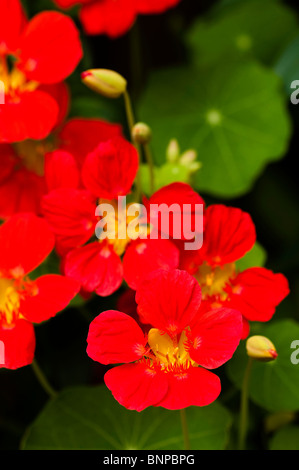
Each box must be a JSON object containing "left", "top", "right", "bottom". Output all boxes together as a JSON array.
[
  {"left": 186, "top": 0, "right": 299, "bottom": 67},
  {"left": 274, "top": 34, "right": 299, "bottom": 94},
  {"left": 236, "top": 242, "right": 267, "bottom": 271},
  {"left": 227, "top": 320, "right": 299, "bottom": 412},
  {"left": 269, "top": 425, "right": 299, "bottom": 450},
  {"left": 138, "top": 61, "right": 291, "bottom": 198},
  {"left": 21, "top": 385, "right": 232, "bottom": 450}
]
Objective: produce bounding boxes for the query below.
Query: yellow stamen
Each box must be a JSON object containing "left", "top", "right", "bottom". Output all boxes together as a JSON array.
[{"left": 0, "top": 278, "right": 20, "bottom": 329}]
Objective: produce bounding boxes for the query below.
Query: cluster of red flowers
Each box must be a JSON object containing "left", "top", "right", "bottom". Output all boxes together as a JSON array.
[{"left": 0, "top": 0, "right": 290, "bottom": 412}]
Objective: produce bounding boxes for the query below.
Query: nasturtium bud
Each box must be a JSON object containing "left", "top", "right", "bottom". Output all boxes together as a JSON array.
[
  {"left": 81, "top": 69, "right": 127, "bottom": 98},
  {"left": 166, "top": 139, "right": 180, "bottom": 163},
  {"left": 132, "top": 122, "right": 152, "bottom": 145},
  {"left": 179, "top": 149, "right": 197, "bottom": 165},
  {"left": 246, "top": 335, "right": 278, "bottom": 362}
]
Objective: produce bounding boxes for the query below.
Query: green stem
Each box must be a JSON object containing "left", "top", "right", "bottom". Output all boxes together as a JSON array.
[
  {"left": 31, "top": 359, "right": 57, "bottom": 400},
  {"left": 143, "top": 142, "right": 155, "bottom": 194},
  {"left": 123, "top": 89, "right": 142, "bottom": 200},
  {"left": 238, "top": 357, "right": 253, "bottom": 450},
  {"left": 123, "top": 90, "right": 135, "bottom": 136},
  {"left": 180, "top": 409, "right": 191, "bottom": 450}
]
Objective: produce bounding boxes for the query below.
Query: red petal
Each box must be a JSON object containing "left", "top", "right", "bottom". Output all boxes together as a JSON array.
[
  {"left": 82, "top": 136, "right": 138, "bottom": 199},
  {"left": 0, "top": 319, "right": 35, "bottom": 369},
  {"left": 0, "top": 167, "right": 45, "bottom": 219},
  {"left": 38, "top": 82, "right": 70, "bottom": 130},
  {"left": 226, "top": 267, "right": 290, "bottom": 322},
  {"left": 64, "top": 241, "right": 123, "bottom": 296},
  {"left": 20, "top": 274, "right": 80, "bottom": 323},
  {"left": 147, "top": 182, "right": 204, "bottom": 242},
  {"left": 0, "top": 213, "right": 54, "bottom": 277},
  {"left": 136, "top": 268, "right": 201, "bottom": 336},
  {"left": 0, "top": 144, "right": 16, "bottom": 182},
  {"left": 44, "top": 150, "right": 80, "bottom": 191},
  {"left": 199, "top": 205, "right": 256, "bottom": 266},
  {"left": 137, "top": 0, "right": 181, "bottom": 14},
  {"left": 123, "top": 238, "right": 179, "bottom": 290},
  {"left": 79, "top": 0, "right": 137, "bottom": 37},
  {"left": 58, "top": 118, "right": 122, "bottom": 170},
  {"left": 18, "top": 11, "right": 83, "bottom": 84},
  {"left": 53, "top": 0, "right": 93, "bottom": 8},
  {"left": 0, "top": 90, "right": 58, "bottom": 143},
  {"left": 156, "top": 367, "right": 221, "bottom": 410},
  {"left": 41, "top": 188, "right": 96, "bottom": 256},
  {"left": 104, "top": 362, "right": 169, "bottom": 411},
  {"left": 0, "top": 0, "right": 26, "bottom": 55},
  {"left": 188, "top": 307, "right": 242, "bottom": 369},
  {"left": 241, "top": 316, "right": 250, "bottom": 340},
  {"left": 87, "top": 310, "right": 146, "bottom": 364}
]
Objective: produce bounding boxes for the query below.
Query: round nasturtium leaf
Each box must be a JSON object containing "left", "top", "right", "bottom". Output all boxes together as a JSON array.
[
  {"left": 21, "top": 385, "right": 232, "bottom": 450},
  {"left": 138, "top": 61, "right": 291, "bottom": 198},
  {"left": 269, "top": 425, "right": 299, "bottom": 450},
  {"left": 186, "top": 0, "right": 299, "bottom": 68},
  {"left": 227, "top": 320, "right": 299, "bottom": 412}
]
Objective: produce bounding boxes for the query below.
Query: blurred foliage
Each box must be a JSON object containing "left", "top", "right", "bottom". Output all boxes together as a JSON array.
[
  {"left": 227, "top": 320, "right": 299, "bottom": 412},
  {"left": 21, "top": 385, "right": 232, "bottom": 450}
]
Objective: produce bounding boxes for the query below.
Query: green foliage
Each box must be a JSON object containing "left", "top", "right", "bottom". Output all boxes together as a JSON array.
[
  {"left": 21, "top": 385, "right": 232, "bottom": 450},
  {"left": 139, "top": 61, "right": 291, "bottom": 198},
  {"left": 227, "top": 320, "right": 299, "bottom": 412},
  {"left": 187, "top": 0, "right": 299, "bottom": 67},
  {"left": 269, "top": 425, "right": 299, "bottom": 450}
]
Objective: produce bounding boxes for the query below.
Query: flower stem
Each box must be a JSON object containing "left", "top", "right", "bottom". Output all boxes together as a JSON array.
[
  {"left": 31, "top": 359, "right": 57, "bottom": 400},
  {"left": 238, "top": 357, "right": 253, "bottom": 450},
  {"left": 123, "top": 89, "right": 135, "bottom": 136},
  {"left": 180, "top": 408, "right": 191, "bottom": 450},
  {"left": 123, "top": 89, "right": 142, "bottom": 200},
  {"left": 143, "top": 142, "right": 155, "bottom": 194}
]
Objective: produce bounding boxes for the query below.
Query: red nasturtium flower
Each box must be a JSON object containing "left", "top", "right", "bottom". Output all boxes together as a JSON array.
[
  {"left": 0, "top": 117, "right": 122, "bottom": 219},
  {"left": 53, "top": 0, "right": 181, "bottom": 37},
  {"left": 179, "top": 204, "right": 290, "bottom": 338},
  {"left": 87, "top": 269, "right": 243, "bottom": 411},
  {"left": 0, "top": 213, "right": 80, "bottom": 369},
  {"left": 0, "top": 0, "right": 82, "bottom": 143},
  {"left": 42, "top": 136, "right": 183, "bottom": 296}
]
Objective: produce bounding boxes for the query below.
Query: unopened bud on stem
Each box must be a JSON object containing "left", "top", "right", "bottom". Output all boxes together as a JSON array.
[
  {"left": 246, "top": 335, "right": 278, "bottom": 362},
  {"left": 81, "top": 69, "right": 127, "bottom": 98},
  {"left": 132, "top": 122, "right": 152, "bottom": 145}
]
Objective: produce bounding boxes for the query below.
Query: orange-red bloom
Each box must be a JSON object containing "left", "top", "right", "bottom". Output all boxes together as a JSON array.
[
  {"left": 0, "top": 0, "right": 82, "bottom": 142},
  {"left": 0, "top": 118, "right": 122, "bottom": 219},
  {"left": 87, "top": 269, "right": 243, "bottom": 410},
  {"left": 0, "top": 213, "right": 80, "bottom": 369},
  {"left": 179, "top": 204, "right": 290, "bottom": 338},
  {"left": 53, "top": 0, "right": 181, "bottom": 37},
  {"left": 42, "top": 137, "right": 182, "bottom": 296}
]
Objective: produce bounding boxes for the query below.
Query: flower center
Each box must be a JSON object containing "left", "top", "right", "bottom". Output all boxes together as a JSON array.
[
  {"left": 98, "top": 200, "right": 148, "bottom": 256},
  {"left": 195, "top": 261, "right": 236, "bottom": 300},
  {"left": 147, "top": 328, "right": 194, "bottom": 372},
  {"left": 0, "top": 56, "right": 38, "bottom": 101},
  {"left": 0, "top": 277, "right": 20, "bottom": 329},
  {"left": 13, "top": 140, "right": 53, "bottom": 177}
]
